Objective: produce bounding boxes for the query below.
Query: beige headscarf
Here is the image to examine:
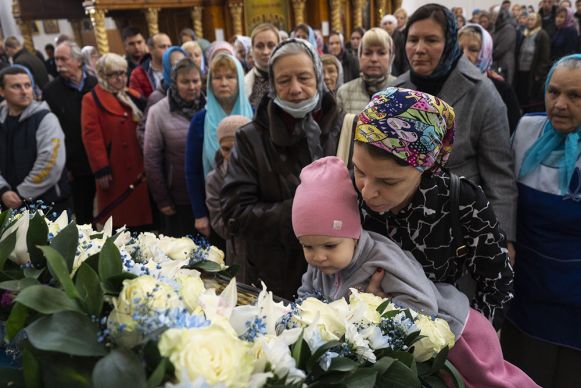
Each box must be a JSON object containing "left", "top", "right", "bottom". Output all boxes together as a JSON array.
[{"left": 95, "top": 53, "right": 143, "bottom": 122}]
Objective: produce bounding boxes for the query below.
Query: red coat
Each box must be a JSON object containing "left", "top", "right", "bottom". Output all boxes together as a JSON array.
[
  {"left": 81, "top": 85, "right": 152, "bottom": 228},
  {"left": 129, "top": 65, "right": 154, "bottom": 98}
]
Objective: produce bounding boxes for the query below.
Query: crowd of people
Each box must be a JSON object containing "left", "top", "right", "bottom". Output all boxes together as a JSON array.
[{"left": 0, "top": 1, "right": 580, "bottom": 386}]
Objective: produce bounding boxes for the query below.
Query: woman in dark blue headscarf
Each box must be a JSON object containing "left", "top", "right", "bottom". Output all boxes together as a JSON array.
[{"left": 390, "top": 3, "right": 518, "bottom": 265}]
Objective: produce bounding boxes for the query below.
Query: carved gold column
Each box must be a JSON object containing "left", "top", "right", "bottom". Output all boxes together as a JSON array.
[
  {"left": 331, "top": 0, "right": 343, "bottom": 33},
  {"left": 291, "top": 0, "right": 306, "bottom": 25},
  {"left": 12, "top": 0, "right": 34, "bottom": 52},
  {"left": 229, "top": 2, "right": 244, "bottom": 36},
  {"left": 191, "top": 7, "right": 204, "bottom": 39},
  {"left": 353, "top": 0, "right": 364, "bottom": 28},
  {"left": 87, "top": 7, "right": 109, "bottom": 54},
  {"left": 145, "top": 8, "right": 160, "bottom": 37},
  {"left": 70, "top": 20, "right": 84, "bottom": 47},
  {"left": 377, "top": 0, "right": 387, "bottom": 24}
]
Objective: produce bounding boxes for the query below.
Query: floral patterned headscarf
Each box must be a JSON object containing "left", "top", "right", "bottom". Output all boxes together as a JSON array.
[{"left": 355, "top": 87, "right": 456, "bottom": 172}]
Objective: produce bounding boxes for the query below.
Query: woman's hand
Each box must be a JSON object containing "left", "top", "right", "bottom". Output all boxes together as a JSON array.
[
  {"left": 507, "top": 241, "right": 516, "bottom": 266},
  {"left": 1, "top": 191, "right": 22, "bottom": 209},
  {"left": 160, "top": 206, "right": 176, "bottom": 216},
  {"left": 96, "top": 174, "right": 113, "bottom": 190},
  {"left": 195, "top": 217, "right": 211, "bottom": 237},
  {"left": 365, "top": 268, "right": 388, "bottom": 298}
]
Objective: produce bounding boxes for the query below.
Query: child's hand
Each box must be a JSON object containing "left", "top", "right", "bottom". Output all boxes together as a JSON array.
[{"left": 365, "top": 268, "right": 387, "bottom": 298}]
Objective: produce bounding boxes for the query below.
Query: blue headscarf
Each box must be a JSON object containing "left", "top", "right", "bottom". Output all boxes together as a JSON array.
[
  {"left": 519, "top": 54, "right": 581, "bottom": 195},
  {"left": 162, "top": 46, "right": 186, "bottom": 89},
  {"left": 202, "top": 53, "right": 253, "bottom": 176},
  {"left": 407, "top": 4, "right": 462, "bottom": 79},
  {"left": 294, "top": 24, "right": 318, "bottom": 51}
]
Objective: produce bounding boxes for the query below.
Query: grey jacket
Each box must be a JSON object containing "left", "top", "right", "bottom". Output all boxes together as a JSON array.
[
  {"left": 390, "top": 56, "right": 518, "bottom": 240},
  {"left": 0, "top": 101, "right": 66, "bottom": 200},
  {"left": 298, "top": 230, "right": 469, "bottom": 338}
]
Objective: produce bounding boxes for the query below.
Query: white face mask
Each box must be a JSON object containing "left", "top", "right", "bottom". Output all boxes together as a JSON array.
[{"left": 273, "top": 92, "right": 320, "bottom": 118}]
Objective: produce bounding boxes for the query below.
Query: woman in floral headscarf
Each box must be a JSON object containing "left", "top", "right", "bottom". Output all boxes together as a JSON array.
[
  {"left": 354, "top": 87, "right": 514, "bottom": 329},
  {"left": 391, "top": 3, "right": 518, "bottom": 266},
  {"left": 81, "top": 53, "right": 152, "bottom": 230},
  {"left": 458, "top": 24, "right": 521, "bottom": 133}
]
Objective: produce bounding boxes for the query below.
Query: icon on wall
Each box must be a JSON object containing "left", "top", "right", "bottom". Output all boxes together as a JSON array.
[{"left": 43, "top": 20, "right": 60, "bottom": 34}]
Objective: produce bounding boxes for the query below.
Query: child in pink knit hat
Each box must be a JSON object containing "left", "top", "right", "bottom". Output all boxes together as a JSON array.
[{"left": 293, "top": 156, "right": 539, "bottom": 388}]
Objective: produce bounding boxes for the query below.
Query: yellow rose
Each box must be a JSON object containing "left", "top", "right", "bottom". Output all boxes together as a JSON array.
[
  {"left": 348, "top": 290, "right": 392, "bottom": 324},
  {"left": 176, "top": 273, "right": 206, "bottom": 313},
  {"left": 108, "top": 275, "right": 183, "bottom": 347},
  {"left": 159, "top": 325, "right": 254, "bottom": 388},
  {"left": 206, "top": 245, "right": 225, "bottom": 266},
  {"left": 158, "top": 236, "right": 196, "bottom": 261},
  {"left": 413, "top": 315, "right": 455, "bottom": 362},
  {"left": 297, "top": 298, "right": 347, "bottom": 340}
]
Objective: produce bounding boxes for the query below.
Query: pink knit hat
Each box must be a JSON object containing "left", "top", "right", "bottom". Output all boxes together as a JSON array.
[
  {"left": 292, "top": 157, "right": 361, "bottom": 239},
  {"left": 216, "top": 115, "right": 251, "bottom": 142}
]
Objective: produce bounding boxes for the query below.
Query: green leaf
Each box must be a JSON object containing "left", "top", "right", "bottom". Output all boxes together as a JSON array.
[
  {"left": 102, "top": 272, "right": 137, "bottom": 295},
  {"left": 443, "top": 360, "right": 465, "bottom": 388},
  {"left": 50, "top": 222, "right": 79, "bottom": 273},
  {"left": 372, "top": 356, "right": 396, "bottom": 375},
  {"left": 421, "top": 375, "right": 449, "bottom": 388},
  {"left": 26, "top": 311, "right": 108, "bottom": 356},
  {"left": 218, "top": 263, "right": 239, "bottom": 278},
  {"left": 39, "top": 246, "right": 81, "bottom": 300},
  {"left": 0, "top": 277, "right": 39, "bottom": 291},
  {"left": 5, "top": 302, "right": 29, "bottom": 341},
  {"left": 376, "top": 299, "right": 393, "bottom": 315},
  {"left": 98, "top": 238, "right": 122, "bottom": 280},
  {"left": 404, "top": 330, "right": 424, "bottom": 347},
  {"left": 15, "top": 285, "right": 82, "bottom": 314},
  {"left": 342, "top": 368, "right": 377, "bottom": 388},
  {"left": 92, "top": 348, "right": 147, "bottom": 388},
  {"left": 23, "top": 267, "right": 45, "bottom": 279},
  {"left": 26, "top": 212, "right": 49, "bottom": 268},
  {"left": 147, "top": 358, "right": 168, "bottom": 388},
  {"left": 0, "top": 368, "right": 25, "bottom": 388},
  {"left": 328, "top": 357, "right": 359, "bottom": 372},
  {"left": 23, "top": 344, "right": 42, "bottom": 388},
  {"left": 429, "top": 346, "right": 449, "bottom": 375},
  {"left": 75, "top": 263, "right": 103, "bottom": 316},
  {"left": 375, "top": 360, "right": 421, "bottom": 388},
  {"left": 84, "top": 253, "right": 100, "bottom": 273},
  {"left": 190, "top": 260, "right": 222, "bottom": 272},
  {"left": 291, "top": 331, "right": 311, "bottom": 370},
  {"left": 0, "top": 230, "right": 17, "bottom": 271},
  {"left": 307, "top": 340, "right": 342, "bottom": 373}
]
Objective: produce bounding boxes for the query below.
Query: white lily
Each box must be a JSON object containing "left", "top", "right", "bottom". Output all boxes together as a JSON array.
[
  {"left": 1, "top": 211, "right": 30, "bottom": 265},
  {"left": 199, "top": 277, "right": 237, "bottom": 320}
]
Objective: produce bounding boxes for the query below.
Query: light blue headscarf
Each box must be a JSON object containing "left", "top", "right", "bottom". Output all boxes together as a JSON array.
[
  {"left": 519, "top": 54, "right": 581, "bottom": 195},
  {"left": 162, "top": 46, "right": 186, "bottom": 88},
  {"left": 202, "top": 53, "right": 253, "bottom": 176}
]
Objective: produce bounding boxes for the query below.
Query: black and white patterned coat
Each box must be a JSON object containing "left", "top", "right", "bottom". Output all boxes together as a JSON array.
[{"left": 360, "top": 172, "right": 514, "bottom": 321}]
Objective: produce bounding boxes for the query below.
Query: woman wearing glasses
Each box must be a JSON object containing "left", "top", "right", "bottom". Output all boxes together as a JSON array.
[{"left": 81, "top": 53, "right": 153, "bottom": 230}]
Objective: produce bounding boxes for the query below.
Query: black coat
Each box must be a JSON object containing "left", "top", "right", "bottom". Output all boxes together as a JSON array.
[
  {"left": 43, "top": 74, "right": 98, "bottom": 177},
  {"left": 220, "top": 92, "right": 344, "bottom": 299},
  {"left": 13, "top": 49, "right": 49, "bottom": 89},
  {"left": 339, "top": 50, "right": 360, "bottom": 83}
]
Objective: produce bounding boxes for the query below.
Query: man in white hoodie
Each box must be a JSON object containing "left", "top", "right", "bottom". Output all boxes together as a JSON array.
[{"left": 0, "top": 66, "right": 70, "bottom": 214}]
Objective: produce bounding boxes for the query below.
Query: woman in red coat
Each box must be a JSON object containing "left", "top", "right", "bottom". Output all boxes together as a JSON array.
[{"left": 81, "top": 53, "right": 152, "bottom": 229}]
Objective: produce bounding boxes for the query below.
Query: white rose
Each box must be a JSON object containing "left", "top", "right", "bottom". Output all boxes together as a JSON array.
[{"left": 413, "top": 315, "right": 455, "bottom": 362}]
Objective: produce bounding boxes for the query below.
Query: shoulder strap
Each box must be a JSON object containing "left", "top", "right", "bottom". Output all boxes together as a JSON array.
[
  {"left": 91, "top": 89, "right": 109, "bottom": 114},
  {"left": 337, "top": 113, "right": 356, "bottom": 166},
  {"left": 450, "top": 173, "right": 468, "bottom": 258}
]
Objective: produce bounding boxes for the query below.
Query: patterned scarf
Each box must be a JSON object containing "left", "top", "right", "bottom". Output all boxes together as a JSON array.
[
  {"left": 355, "top": 87, "right": 456, "bottom": 173},
  {"left": 519, "top": 54, "right": 581, "bottom": 195}
]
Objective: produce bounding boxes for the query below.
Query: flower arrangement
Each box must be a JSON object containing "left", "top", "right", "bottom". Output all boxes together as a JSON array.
[{"left": 0, "top": 209, "right": 464, "bottom": 387}]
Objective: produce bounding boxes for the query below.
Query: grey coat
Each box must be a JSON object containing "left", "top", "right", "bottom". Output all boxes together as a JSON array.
[
  {"left": 298, "top": 230, "right": 469, "bottom": 338},
  {"left": 493, "top": 23, "right": 517, "bottom": 85},
  {"left": 390, "top": 56, "right": 517, "bottom": 240}
]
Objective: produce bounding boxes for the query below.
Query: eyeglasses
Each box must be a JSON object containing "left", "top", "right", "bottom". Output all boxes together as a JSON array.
[{"left": 106, "top": 71, "right": 127, "bottom": 79}]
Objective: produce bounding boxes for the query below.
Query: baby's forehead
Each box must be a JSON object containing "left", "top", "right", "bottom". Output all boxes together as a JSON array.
[{"left": 298, "top": 235, "right": 354, "bottom": 244}]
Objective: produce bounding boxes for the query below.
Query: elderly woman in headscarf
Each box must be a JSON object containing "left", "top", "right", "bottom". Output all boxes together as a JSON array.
[
  {"left": 320, "top": 54, "right": 343, "bottom": 93},
  {"left": 81, "top": 46, "right": 99, "bottom": 76},
  {"left": 185, "top": 53, "right": 252, "bottom": 238},
  {"left": 292, "top": 24, "right": 319, "bottom": 52},
  {"left": 492, "top": 8, "right": 517, "bottom": 84},
  {"left": 391, "top": 3, "right": 518, "bottom": 269},
  {"left": 81, "top": 53, "right": 153, "bottom": 230},
  {"left": 459, "top": 24, "right": 522, "bottom": 133},
  {"left": 327, "top": 31, "right": 359, "bottom": 83},
  {"left": 220, "top": 38, "right": 344, "bottom": 299},
  {"left": 336, "top": 28, "right": 396, "bottom": 114},
  {"left": 501, "top": 54, "right": 581, "bottom": 387},
  {"left": 551, "top": 6, "right": 578, "bottom": 62},
  {"left": 234, "top": 35, "right": 252, "bottom": 72},
  {"left": 144, "top": 58, "right": 204, "bottom": 237},
  {"left": 136, "top": 46, "right": 186, "bottom": 149}
]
